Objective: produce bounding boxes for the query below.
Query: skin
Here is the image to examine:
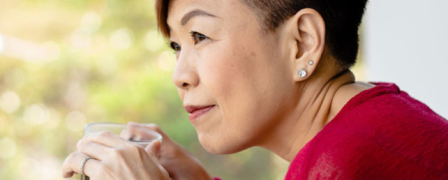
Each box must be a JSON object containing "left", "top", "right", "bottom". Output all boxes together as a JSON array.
[
  {"left": 62, "top": 0, "right": 373, "bottom": 179},
  {"left": 61, "top": 129, "right": 169, "bottom": 179},
  {"left": 168, "top": 0, "right": 372, "bottom": 160},
  {"left": 62, "top": 123, "right": 212, "bottom": 180}
]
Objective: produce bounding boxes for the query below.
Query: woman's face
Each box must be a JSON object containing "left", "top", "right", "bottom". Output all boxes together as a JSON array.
[{"left": 168, "top": 0, "right": 297, "bottom": 153}]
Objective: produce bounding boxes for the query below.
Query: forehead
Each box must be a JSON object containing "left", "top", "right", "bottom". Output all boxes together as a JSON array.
[{"left": 166, "top": 0, "right": 249, "bottom": 29}]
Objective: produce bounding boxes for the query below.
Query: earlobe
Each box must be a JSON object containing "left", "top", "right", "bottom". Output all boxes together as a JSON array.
[
  {"left": 295, "top": 60, "right": 315, "bottom": 80},
  {"left": 298, "top": 69, "right": 307, "bottom": 78},
  {"left": 297, "top": 61, "right": 313, "bottom": 78},
  {"left": 288, "top": 8, "right": 325, "bottom": 82}
]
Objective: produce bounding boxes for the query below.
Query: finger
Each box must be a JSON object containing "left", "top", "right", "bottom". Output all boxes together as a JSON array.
[
  {"left": 61, "top": 152, "right": 101, "bottom": 178},
  {"left": 119, "top": 128, "right": 133, "bottom": 140},
  {"left": 78, "top": 141, "right": 111, "bottom": 161},
  {"left": 78, "top": 131, "right": 129, "bottom": 148},
  {"left": 129, "top": 122, "right": 187, "bottom": 158},
  {"left": 128, "top": 122, "right": 172, "bottom": 143},
  {"left": 145, "top": 140, "right": 162, "bottom": 159},
  {"left": 142, "top": 141, "right": 171, "bottom": 179},
  {"left": 126, "top": 123, "right": 162, "bottom": 141}
]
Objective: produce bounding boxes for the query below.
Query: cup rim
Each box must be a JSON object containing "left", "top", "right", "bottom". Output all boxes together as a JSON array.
[{"left": 84, "top": 122, "right": 162, "bottom": 142}]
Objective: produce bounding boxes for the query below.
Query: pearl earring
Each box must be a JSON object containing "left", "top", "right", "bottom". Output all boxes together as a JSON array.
[
  {"left": 298, "top": 69, "right": 307, "bottom": 78},
  {"left": 309, "top": 60, "right": 314, "bottom": 65}
]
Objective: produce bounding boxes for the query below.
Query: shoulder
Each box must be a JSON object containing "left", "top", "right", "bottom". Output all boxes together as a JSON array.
[
  {"left": 335, "top": 82, "right": 448, "bottom": 128},
  {"left": 286, "top": 83, "right": 448, "bottom": 179}
]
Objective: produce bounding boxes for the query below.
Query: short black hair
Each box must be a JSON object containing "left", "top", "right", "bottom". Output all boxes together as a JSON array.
[
  {"left": 240, "top": 0, "right": 369, "bottom": 70},
  {"left": 156, "top": 0, "right": 368, "bottom": 70}
]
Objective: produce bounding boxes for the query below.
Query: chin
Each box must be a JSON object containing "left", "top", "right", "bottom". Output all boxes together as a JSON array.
[{"left": 198, "top": 133, "right": 248, "bottom": 154}]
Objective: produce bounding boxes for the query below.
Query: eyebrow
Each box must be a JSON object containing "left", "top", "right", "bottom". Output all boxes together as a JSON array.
[{"left": 180, "top": 10, "right": 217, "bottom": 26}]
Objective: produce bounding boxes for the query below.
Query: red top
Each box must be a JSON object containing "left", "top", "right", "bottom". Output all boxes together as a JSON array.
[{"left": 285, "top": 83, "right": 448, "bottom": 179}]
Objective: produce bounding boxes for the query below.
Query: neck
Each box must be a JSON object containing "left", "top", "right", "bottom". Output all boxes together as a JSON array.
[{"left": 259, "top": 70, "right": 359, "bottom": 162}]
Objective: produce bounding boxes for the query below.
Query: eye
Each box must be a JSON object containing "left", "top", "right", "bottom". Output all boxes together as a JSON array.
[
  {"left": 170, "top": 42, "right": 181, "bottom": 52},
  {"left": 190, "top": 31, "right": 209, "bottom": 44}
]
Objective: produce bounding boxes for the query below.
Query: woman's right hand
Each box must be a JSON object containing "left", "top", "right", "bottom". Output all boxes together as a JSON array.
[{"left": 125, "top": 122, "right": 213, "bottom": 180}]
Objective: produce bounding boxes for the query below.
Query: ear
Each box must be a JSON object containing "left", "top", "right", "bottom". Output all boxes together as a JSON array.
[{"left": 283, "top": 8, "right": 326, "bottom": 82}]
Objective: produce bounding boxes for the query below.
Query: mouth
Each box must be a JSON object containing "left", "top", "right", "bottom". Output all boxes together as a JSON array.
[{"left": 184, "top": 105, "right": 215, "bottom": 121}]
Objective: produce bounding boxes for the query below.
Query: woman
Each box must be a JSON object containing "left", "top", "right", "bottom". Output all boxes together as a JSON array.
[{"left": 62, "top": 0, "right": 448, "bottom": 179}]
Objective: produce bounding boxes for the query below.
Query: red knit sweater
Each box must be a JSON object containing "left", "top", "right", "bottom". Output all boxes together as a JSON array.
[{"left": 285, "top": 83, "right": 448, "bottom": 179}]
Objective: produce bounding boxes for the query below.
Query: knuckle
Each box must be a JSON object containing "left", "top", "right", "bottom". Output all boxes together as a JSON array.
[
  {"left": 64, "top": 152, "right": 82, "bottom": 169},
  {"left": 99, "top": 131, "right": 114, "bottom": 138},
  {"left": 129, "top": 144, "right": 143, "bottom": 154},
  {"left": 110, "top": 149, "right": 124, "bottom": 159},
  {"left": 76, "top": 139, "right": 84, "bottom": 149},
  {"left": 67, "top": 152, "right": 79, "bottom": 161},
  {"left": 78, "top": 141, "right": 91, "bottom": 151}
]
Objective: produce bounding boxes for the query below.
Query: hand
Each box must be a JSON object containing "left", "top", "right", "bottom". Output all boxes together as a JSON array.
[
  {"left": 125, "top": 122, "right": 213, "bottom": 180},
  {"left": 61, "top": 131, "right": 170, "bottom": 180}
]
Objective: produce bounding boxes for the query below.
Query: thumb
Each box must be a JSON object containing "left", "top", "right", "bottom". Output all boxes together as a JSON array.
[{"left": 145, "top": 140, "right": 162, "bottom": 159}]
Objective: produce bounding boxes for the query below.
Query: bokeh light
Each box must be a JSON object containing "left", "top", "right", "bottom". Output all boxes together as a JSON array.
[
  {"left": 109, "top": 28, "right": 133, "bottom": 50},
  {"left": 0, "top": 137, "right": 17, "bottom": 159},
  {"left": 145, "top": 30, "right": 166, "bottom": 52},
  {"left": 80, "top": 11, "right": 102, "bottom": 34},
  {"left": 0, "top": 1, "right": 290, "bottom": 179},
  {"left": 23, "top": 104, "right": 51, "bottom": 125},
  {"left": 0, "top": 91, "right": 21, "bottom": 113}
]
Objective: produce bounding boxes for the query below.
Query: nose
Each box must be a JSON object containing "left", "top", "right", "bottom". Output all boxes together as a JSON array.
[{"left": 172, "top": 53, "right": 199, "bottom": 90}]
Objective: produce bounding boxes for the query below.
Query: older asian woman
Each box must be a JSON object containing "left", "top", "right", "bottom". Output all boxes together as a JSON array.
[{"left": 62, "top": 0, "right": 448, "bottom": 179}]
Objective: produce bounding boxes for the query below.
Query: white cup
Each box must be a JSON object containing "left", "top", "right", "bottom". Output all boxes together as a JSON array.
[
  {"left": 84, "top": 122, "right": 162, "bottom": 148},
  {"left": 80, "top": 122, "right": 162, "bottom": 180}
]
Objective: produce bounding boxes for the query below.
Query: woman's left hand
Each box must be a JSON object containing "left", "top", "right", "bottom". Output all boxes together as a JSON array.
[{"left": 61, "top": 131, "right": 170, "bottom": 180}]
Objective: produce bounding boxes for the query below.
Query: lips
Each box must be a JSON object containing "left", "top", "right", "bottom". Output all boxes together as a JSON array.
[{"left": 184, "top": 105, "right": 215, "bottom": 121}]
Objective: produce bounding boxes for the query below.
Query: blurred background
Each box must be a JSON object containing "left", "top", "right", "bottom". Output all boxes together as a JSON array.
[
  {"left": 0, "top": 0, "right": 289, "bottom": 179},
  {"left": 0, "top": 0, "right": 446, "bottom": 180},
  {"left": 364, "top": 0, "right": 448, "bottom": 119}
]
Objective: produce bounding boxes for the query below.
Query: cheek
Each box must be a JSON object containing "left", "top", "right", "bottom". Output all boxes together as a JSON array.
[
  {"left": 200, "top": 42, "right": 259, "bottom": 110},
  {"left": 195, "top": 37, "right": 292, "bottom": 152},
  {"left": 194, "top": 43, "right": 264, "bottom": 149},
  {"left": 202, "top": 45, "right": 272, "bottom": 119}
]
